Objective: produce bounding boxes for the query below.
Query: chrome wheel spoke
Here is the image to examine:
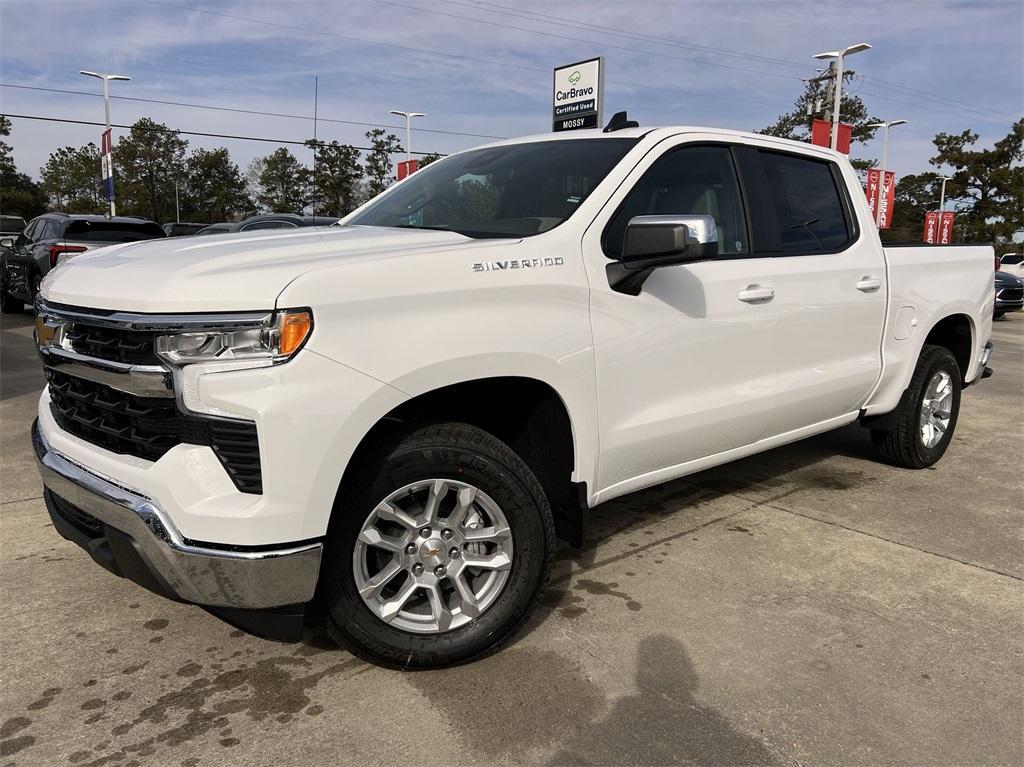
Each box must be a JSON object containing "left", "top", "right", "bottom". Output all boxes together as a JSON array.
[
  {"left": 358, "top": 527, "right": 406, "bottom": 553},
  {"left": 462, "top": 524, "right": 511, "bottom": 543},
  {"left": 378, "top": 579, "right": 419, "bottom": 623},
  {"left": 376, "top": 501, "right": 420, "bottom": 531},
  {"left": 358, "top": 559, "right": 402, "bottom": 600},
  {"left": 421, "top": 479, "right": 446, "bottom": 525},
  {"left": 452, "top": 573, "right": 481, "bottom": 618},
  {"left": 448, "top": 486, "right": 477, "bottom": 530},
  {"left": 463, "top": 551, "right": 512, "bottom": 571},
  {"left": 425, "top": 584, "right": 455, "bottom": 631}
]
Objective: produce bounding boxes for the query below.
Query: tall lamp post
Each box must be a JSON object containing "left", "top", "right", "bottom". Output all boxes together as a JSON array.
[
  {"left": 867, "top": 118, "right": 907, "bottom": 226},
  {"left": 937, "top": 176, "right": 954, "bottom": 214},
  {"left": 813, "top": 43, "right": 871, "bottom": 150},
  {"left": 388, "top": 110, "right": 426, "bottom": 171},
  {"left": 80, "top": 70, "right": 130, "bottom": 217}
]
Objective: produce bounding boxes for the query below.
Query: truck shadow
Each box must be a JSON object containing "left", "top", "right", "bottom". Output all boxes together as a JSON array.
[{"left": 547, "top": 421, "right": 877, "bottom": 592}]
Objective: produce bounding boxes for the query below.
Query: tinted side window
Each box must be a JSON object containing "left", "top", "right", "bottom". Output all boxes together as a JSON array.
[
  {"left": 42, "top": 220, "right": 62, "bottom": 240},
  {"left": 1002, "top": 255, "right": 1023, "bottom": 265},
  {"left": 603, "top": 146, "right": 749, "bottom": 257},
  {"left": 758, "top": 152, "right": 850, "bottom": 254}
]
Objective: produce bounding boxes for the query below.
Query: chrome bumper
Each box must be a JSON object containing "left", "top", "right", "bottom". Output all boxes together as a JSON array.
[{"left": 33, "top": 420, "right": 322, "bottom": 610}]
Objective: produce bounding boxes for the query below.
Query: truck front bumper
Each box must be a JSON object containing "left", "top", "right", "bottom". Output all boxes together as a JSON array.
[{"left": 33, "top": 419, "right": 322, "bottom": 640}]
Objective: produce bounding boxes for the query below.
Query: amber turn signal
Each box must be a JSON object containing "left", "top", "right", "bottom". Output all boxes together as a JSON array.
[{"left": 278, "top": 310, "right": 312, "bottom": 356}]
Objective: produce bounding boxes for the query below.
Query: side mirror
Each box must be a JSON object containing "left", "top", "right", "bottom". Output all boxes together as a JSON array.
[
  {"left": 0, "top": 237, "right": 14, "bottom": 249},
  {"left": 608, "top": 215, "right": 719, "bottom": 295},
  {"left": 620, "top": 215, "right": 719, "bottom": 268}
]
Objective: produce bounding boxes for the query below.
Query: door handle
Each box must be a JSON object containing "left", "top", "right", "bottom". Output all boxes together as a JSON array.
[
  {"left": 737, "top": 285, "right": 775, "bottom": 303},
  {"left": 856, "top": 276, "right": 882, "bottom": 292}
]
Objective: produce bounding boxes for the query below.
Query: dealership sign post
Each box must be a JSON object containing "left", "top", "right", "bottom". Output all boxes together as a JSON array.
[
  {"left": 923, "top": 211, "right": 940, "bottom": 243},
  {"left": 938, "top": 211, "right": 955, "bottom": 244},
  {"left": 865, "top": 169, "right": 896, "bottom": 229},
  {"left": 100, "top": 128, "right": 115, "bottom": 212},
  {"left": 552, "top": 57, "right": 603, "bottom": 132}
]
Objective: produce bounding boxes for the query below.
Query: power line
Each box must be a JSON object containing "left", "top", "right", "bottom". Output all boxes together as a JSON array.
[
  {"left": 0, "top": 113, "right": 448, "bottom": 155},
  {"left": 0, "top": 83, "right": 507, "bottom": 140},
  {"left": 454, "top": 0, "right": 816, "bottom": 73},
  {"left": 380, "top": 0, "right": 805, "bottom": 84},
  {"left": 143, "top": 0, "right": 792, "bottom": 111}
]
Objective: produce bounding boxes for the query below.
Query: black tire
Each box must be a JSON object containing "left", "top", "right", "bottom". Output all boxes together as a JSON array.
[
  {"left": 28, "top": 271, "right": 41, "bottom": 304},
  {"left": 871, "top": 344, "right": 962, "bottom": 469},
  {"left": 322, "top": 421, "right": 555, "bottom": 669},
  {"left": 0, "top": 270, "right": 23, "bottom": 315},
  {"left": 994, "top": 311, "right": 1005, "bottom": 319},
  {"left": 0, "top": 285, "right": 23, "bottom": 314}
]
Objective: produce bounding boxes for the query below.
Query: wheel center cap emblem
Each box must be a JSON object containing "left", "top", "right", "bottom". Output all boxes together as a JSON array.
[{"left": 420, "top": 539, "right": 446, "bottom": 564}]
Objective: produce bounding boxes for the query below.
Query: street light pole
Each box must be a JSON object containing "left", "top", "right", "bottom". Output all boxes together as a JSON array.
[
  {"left": 80, "top": 70, "right": 130, "bottom": 217},
  {"left": 867, "top": 119, "right": 907, "bottom": 226},
  {"left": 389, "top": 110, "right": 426, "bottom": 171},
  {"left": 938, "top": 176, "right": 953, "bottom": 214},
  {"left": 813, "top": 43, "right": 871, "bottom": 150}
]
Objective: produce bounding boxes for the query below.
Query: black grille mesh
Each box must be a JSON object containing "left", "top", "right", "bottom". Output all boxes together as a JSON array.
[{"left": 65, "top": 323, "right": 162, "bottom": 366}]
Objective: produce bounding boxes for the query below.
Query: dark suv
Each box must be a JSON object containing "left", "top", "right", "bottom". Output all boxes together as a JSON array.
[{"left": 0, "top": 213, "right": 165, "bottom": 313}]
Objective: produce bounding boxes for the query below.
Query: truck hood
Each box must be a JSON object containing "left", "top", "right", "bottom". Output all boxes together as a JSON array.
[{"left": 41, "top": 226, "right": 494, "bottom": 312}]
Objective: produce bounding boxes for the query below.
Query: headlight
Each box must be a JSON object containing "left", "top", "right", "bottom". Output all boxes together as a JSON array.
[
  {"left": 156, "top": 309, "right": 312, "bottom": 366},
  {"left": 156, "top": 309, "right": 312, "bottom": 419}
]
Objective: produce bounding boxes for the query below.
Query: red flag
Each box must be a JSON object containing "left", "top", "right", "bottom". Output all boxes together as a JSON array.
[
  {"left": 938, "top": 212, "right": 955, "bottom": 244},
  {"left": 396, "top": 159, "right": 418, "bottom": 180},
  {"left": 865, "top": 169, "right": 881, "bottom": 220},
  {"left": 810, "top": 119, "right": 852, "bottom": 154},
  {"left": 877, "top": 171, "right": 896, "bottom": 229},
  {"left": 923, "top": 211, "right": 940, "bottom": 243}
]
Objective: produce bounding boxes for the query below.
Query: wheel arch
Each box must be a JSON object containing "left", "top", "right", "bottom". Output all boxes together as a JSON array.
[{"left": 333, "top": 375, "right": 588, "bottom": 546}]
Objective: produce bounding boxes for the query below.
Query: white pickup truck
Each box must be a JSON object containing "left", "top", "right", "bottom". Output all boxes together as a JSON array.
[{"left": 33, "top": 125, "right": 994, "bottom": 668}]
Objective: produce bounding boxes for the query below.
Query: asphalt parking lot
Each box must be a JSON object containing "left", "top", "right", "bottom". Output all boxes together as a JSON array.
[{"left": 1, "top": 307, "right": 1021, "bottom": 767}]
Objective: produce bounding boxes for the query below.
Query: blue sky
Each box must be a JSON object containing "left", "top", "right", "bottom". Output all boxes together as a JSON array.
[{"left": 1, "top": 0, "right": 1020, "bottom": 182}]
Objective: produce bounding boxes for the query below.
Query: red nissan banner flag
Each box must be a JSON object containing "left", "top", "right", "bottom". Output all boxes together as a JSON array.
[
  {"left": 396, "top": 159, "right": 419, "bottom": 181},
  {"left": 810, "top": 119, "right": 852, "bottom": 154},
  {"left": 938, "top": 211, "right": 955, "bottom": 244},
  {"left": 865, "top": 169, "right": 881, "bottom": 220},
  {"left": 877, "top": 170, "right": 896, "bottom": 229},
  {"left": 923, "top": 211, "right": 940, "bottom": 243}
]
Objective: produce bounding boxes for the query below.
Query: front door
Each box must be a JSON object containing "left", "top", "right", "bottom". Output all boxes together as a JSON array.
[{"left": 582, "top": 140, "right": 779, "bottom": 499}]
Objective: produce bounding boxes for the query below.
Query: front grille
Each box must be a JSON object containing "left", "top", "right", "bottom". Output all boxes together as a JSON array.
[
  {"left": 47, "top": 369, "right": 263, "bottom": 494},
  {"left": 997, "top": 287, "right": 1023, "bottom": 302},
  {"left": 65, "top": 323, "right": 162, "bottom": 366}
]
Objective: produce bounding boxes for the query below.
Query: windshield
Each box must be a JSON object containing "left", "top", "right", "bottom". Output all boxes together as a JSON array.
[
  {"left": 66, "top": 220, "right": 165, "bottom": 242},
  {"left": 346, "top": 138, "right": 637, "bottom": 238}
]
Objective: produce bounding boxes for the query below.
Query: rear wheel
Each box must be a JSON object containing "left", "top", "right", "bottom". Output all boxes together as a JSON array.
[
  {"left": 871, "top": 344, "right": 961, "bottom": 469},
  {"left": 322, "top": 422, "right": 554, "bottom": 668}
]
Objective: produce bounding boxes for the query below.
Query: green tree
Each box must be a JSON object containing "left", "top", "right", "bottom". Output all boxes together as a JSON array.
[
  {"left": 305, "top": 140, "right": 363, "bottom": 216},
  {"left": 183, "top": 147, "right": 253, "bottom": 222},
  {"left": 929, "top": 118, "right": 1023, "bottom": 245},
  {"left": 363, "top": 128, "right": 403, "bottom": 197},
  {"left": 251, "top": 147, "right": 307, "bottom": 213},
  {"left": 40, "top": 144, "right": 106, "bottom": 213},
  {"left": 115, "top": 118, "right": 188, "bottom": 221},
  {"left": 760, "top": 69, "right": 881, "bottom": 170},
  {"left": 0, "top": 116, "right": 47, "bottom": 218},
  {"left": 417, "top": 152, "right": 442, "bottom": 169},
  {"left": 880, "top": 172, "right": 939, "bottom": 243}
]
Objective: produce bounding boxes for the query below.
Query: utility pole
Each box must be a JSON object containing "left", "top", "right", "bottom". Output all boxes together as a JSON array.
[
  {"left": 389, "top": 110, "right": 427, "bottom": 171},
  {"left": 813, "top": 43, "right": 871, "bottom": 150},
  {"left": 174, "top": 180, "right": 180, "bottom": 223},
  {"left": 80, "top": 70, "right": 130, "bottom": 217}
]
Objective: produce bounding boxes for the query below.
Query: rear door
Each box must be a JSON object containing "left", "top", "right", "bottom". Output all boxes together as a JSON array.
[{"left": 738, "top": 146, "right": 886, "bottom": 434}]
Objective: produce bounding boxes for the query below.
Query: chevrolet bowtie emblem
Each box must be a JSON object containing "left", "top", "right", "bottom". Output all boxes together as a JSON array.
[{"left": 424, "top": 547, "right": 442, "bottom": 557}]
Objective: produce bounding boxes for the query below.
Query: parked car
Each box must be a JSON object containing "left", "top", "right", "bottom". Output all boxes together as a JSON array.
[
  {"left": 998, "top": 253, "right": 1024, "bottom": 279},
  {"left": 0, "top": 213, "right": 165, "bottom": 313},
  {"left": 194, "top": 214, "right": 339, "bottom": 236},
  {"left": 33, "top": 125, "right": 994, "bottom": 668},
  {"left": 193, "top": 223, "right": 234, "bottom": 236},
  {"left": 162, "top": 222, "right": 207, "bottom": 237},
  {"left": 994, "top": 269, "right": 1024, "bottom": 318},
  {"left": 0, "top": 215, "right": 27, "bottom": 236}
]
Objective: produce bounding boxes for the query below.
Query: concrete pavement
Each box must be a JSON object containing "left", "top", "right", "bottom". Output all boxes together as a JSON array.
[{"left": 1, "top": 307, "right": 1021, "bottom": 766}]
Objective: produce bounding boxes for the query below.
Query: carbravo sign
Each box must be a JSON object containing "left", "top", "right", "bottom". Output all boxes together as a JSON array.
[{"left": 552, "top": 57, "right": 603, "bottom": 132}]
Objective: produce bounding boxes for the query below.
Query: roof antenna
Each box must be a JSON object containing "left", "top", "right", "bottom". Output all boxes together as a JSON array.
[{"left": 603, "top": 111, "right": 639, "bottom": 132}]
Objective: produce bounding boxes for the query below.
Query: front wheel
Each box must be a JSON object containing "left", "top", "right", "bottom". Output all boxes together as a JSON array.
[
  {"left": 322, "top": 422, "right": 554, "bottom": 669},
  {"left": 0, "top": 272, "right": 23, "bottom": 315},
  {"left": 871, "top": 344, "right": 962, "bottom": 469}
]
